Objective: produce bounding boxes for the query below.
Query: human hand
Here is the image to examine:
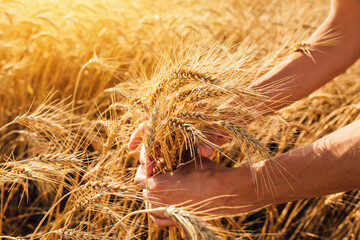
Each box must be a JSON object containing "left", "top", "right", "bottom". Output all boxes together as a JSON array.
[
  {"left": 128, "top": 119, "right": 265, "bottom": 227},
  {"left": 133, "top": 152, "right": 266, "bottom": 227},
  {"left": 128, "top": 121, "right": 231, "bottom": 160}
]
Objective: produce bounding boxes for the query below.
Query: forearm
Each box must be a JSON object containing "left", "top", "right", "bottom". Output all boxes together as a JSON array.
[
  {"left": 256, "top": 119, "right": 360, "bottom": 206},
  {"left": 250, "top": 0, "right": 360, "bottom": 111}
]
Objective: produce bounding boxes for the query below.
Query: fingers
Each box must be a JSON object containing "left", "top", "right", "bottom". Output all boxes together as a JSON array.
[
  {"left": 150, "top": 215, "right": 175, "bottom": 227},
  {"left": 139, "top": 144, "right": 154, "bottom": 176},
  {"left": 145, "top": 191, "right": 176, "bottom": 227},
  {"left": 198, "top": 143, "right": 215, "bottom": 158},
  {"left": 139, "top": 144, "right": 147, "bottom": 165},
  {"left": 130, "top": 121, "right": 229, "bottom": 161},
  {"left": 134, "top": 165, "right": 147, "bottom": 187},
  {"left": 128, "top": 122, "right": 148, "bottom": 150},
  {"left": 131, "top": 122, "right": 171, "bottom": 226},
  {"left": 198, "top": 124, "right": 232, "bottom": 158},
  {"left": 134, "top": 163, "right": 154, "bottom": 187}
]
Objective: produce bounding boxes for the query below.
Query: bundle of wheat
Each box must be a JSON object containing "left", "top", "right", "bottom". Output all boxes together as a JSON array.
[{"left": 2, "top": 0, "right": 360, "bottom": 239}]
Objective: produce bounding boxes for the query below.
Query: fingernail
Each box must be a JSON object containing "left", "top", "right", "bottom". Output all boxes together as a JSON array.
[{"left": 199, "top": 143, "right": 214, "bottom": 158}]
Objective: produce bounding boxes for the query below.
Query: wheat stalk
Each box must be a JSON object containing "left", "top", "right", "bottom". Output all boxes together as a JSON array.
[
  {"left": 52, "top": 228, "right": 100, "bottom": 240},
  {"left": 104, "top": 205, "right": 220, "bottom": 240},
  {"left": 217, "top": 121, "right": 270, "bottom": 158},
  {"left": 164, "top": 205, "right": 220, "bottom": 240}
]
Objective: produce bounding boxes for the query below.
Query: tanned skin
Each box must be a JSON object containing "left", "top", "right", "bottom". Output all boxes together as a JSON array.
[{"left": 130, "top": 0, "right": 360, "bottom": 227}]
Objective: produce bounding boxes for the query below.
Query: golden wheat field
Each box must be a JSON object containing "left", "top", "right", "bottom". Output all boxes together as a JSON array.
[{"left": 1, "top": 0, "right": 360, "bottom": 239}]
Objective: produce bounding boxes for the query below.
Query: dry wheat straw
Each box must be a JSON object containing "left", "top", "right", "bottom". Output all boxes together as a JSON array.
[
  {"left": 174, "top": 87, "right": 231, "bottom": 103},
  {"left": 145, "top": 107, "right": 159, "bottom": 157},
  {"left": 164, "top": 205, "right": 220, "bottom": 240},
  {"left": 292, "top": 29, "right": 342, "bottom": 63},
  {"left": 148, "top": 69, "right": 220, "bottom": 106},
  {"left": 173, "top": 69, "right": 220, "bottom": 85},
  {"left": 53, "top": 228, "right": 99, "bottom": 240},
  {"left": 106, "top": 205, "right": 220, "bottom": 240},
  {"left": 2, "top": 0, "right": 360, "bottom": 239},
  {"left": 217, "top": 121, "right": 270, "bottom": 157},
  {"left": 73, "top": 193, "right": 104, "bottom": 210},
  {"left": 293, "top": 42, "right": 315, "bottom": 61},
  {"left": 80, "top": 181, "right": 136, "bottom": 193}
]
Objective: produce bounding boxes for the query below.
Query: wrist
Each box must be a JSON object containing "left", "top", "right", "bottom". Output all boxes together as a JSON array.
[{"left": 221, "top": 164, "right": 273, "bottom": 213}]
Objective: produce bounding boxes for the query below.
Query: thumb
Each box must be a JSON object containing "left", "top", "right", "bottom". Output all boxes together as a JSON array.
[{"left": 128, "top": 121, "right": 149, "bottom": 150}]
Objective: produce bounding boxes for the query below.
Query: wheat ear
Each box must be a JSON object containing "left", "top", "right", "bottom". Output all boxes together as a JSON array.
[
  {"left": 79, "top": 181, "right": 136, "bottom": 193},
  {"left": 52, "top": 228, "right": 99, "bottom": 240},
  {"left": 173, "top": 69, "right": 220, "bottom": 85},
  {"left": 164, "top": 205, "right": 220, "bottom": 240},
  {"left": 217, "top": 121, "right": 270, "bottom": 158},
  {"left": 104, "top": 206, "right": 219, "bottom": 240},
  {"left": 149, "top": 69, "right": 220, "bottom": 106}
]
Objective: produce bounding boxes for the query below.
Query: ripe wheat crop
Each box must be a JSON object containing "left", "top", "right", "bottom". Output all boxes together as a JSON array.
[{"left": 1, "top": 0, "right": 360, "bottom": 239}]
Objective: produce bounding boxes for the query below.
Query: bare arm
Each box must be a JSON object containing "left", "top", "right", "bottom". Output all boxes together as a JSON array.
[
  {"left": 251, "top": 0, "right": 360, "bottom": 110},
  {"left": 131, "top": 0, "right": 360, "bottom": 227},
  {"left": 245, "top": 119, "right": 360, "bottom": 207},
  {"left": 200, "top": 0, "right": 360, "bottom": 157},
  {"left": 135, "top": 119, "right": 360, "bottom": 227}
]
